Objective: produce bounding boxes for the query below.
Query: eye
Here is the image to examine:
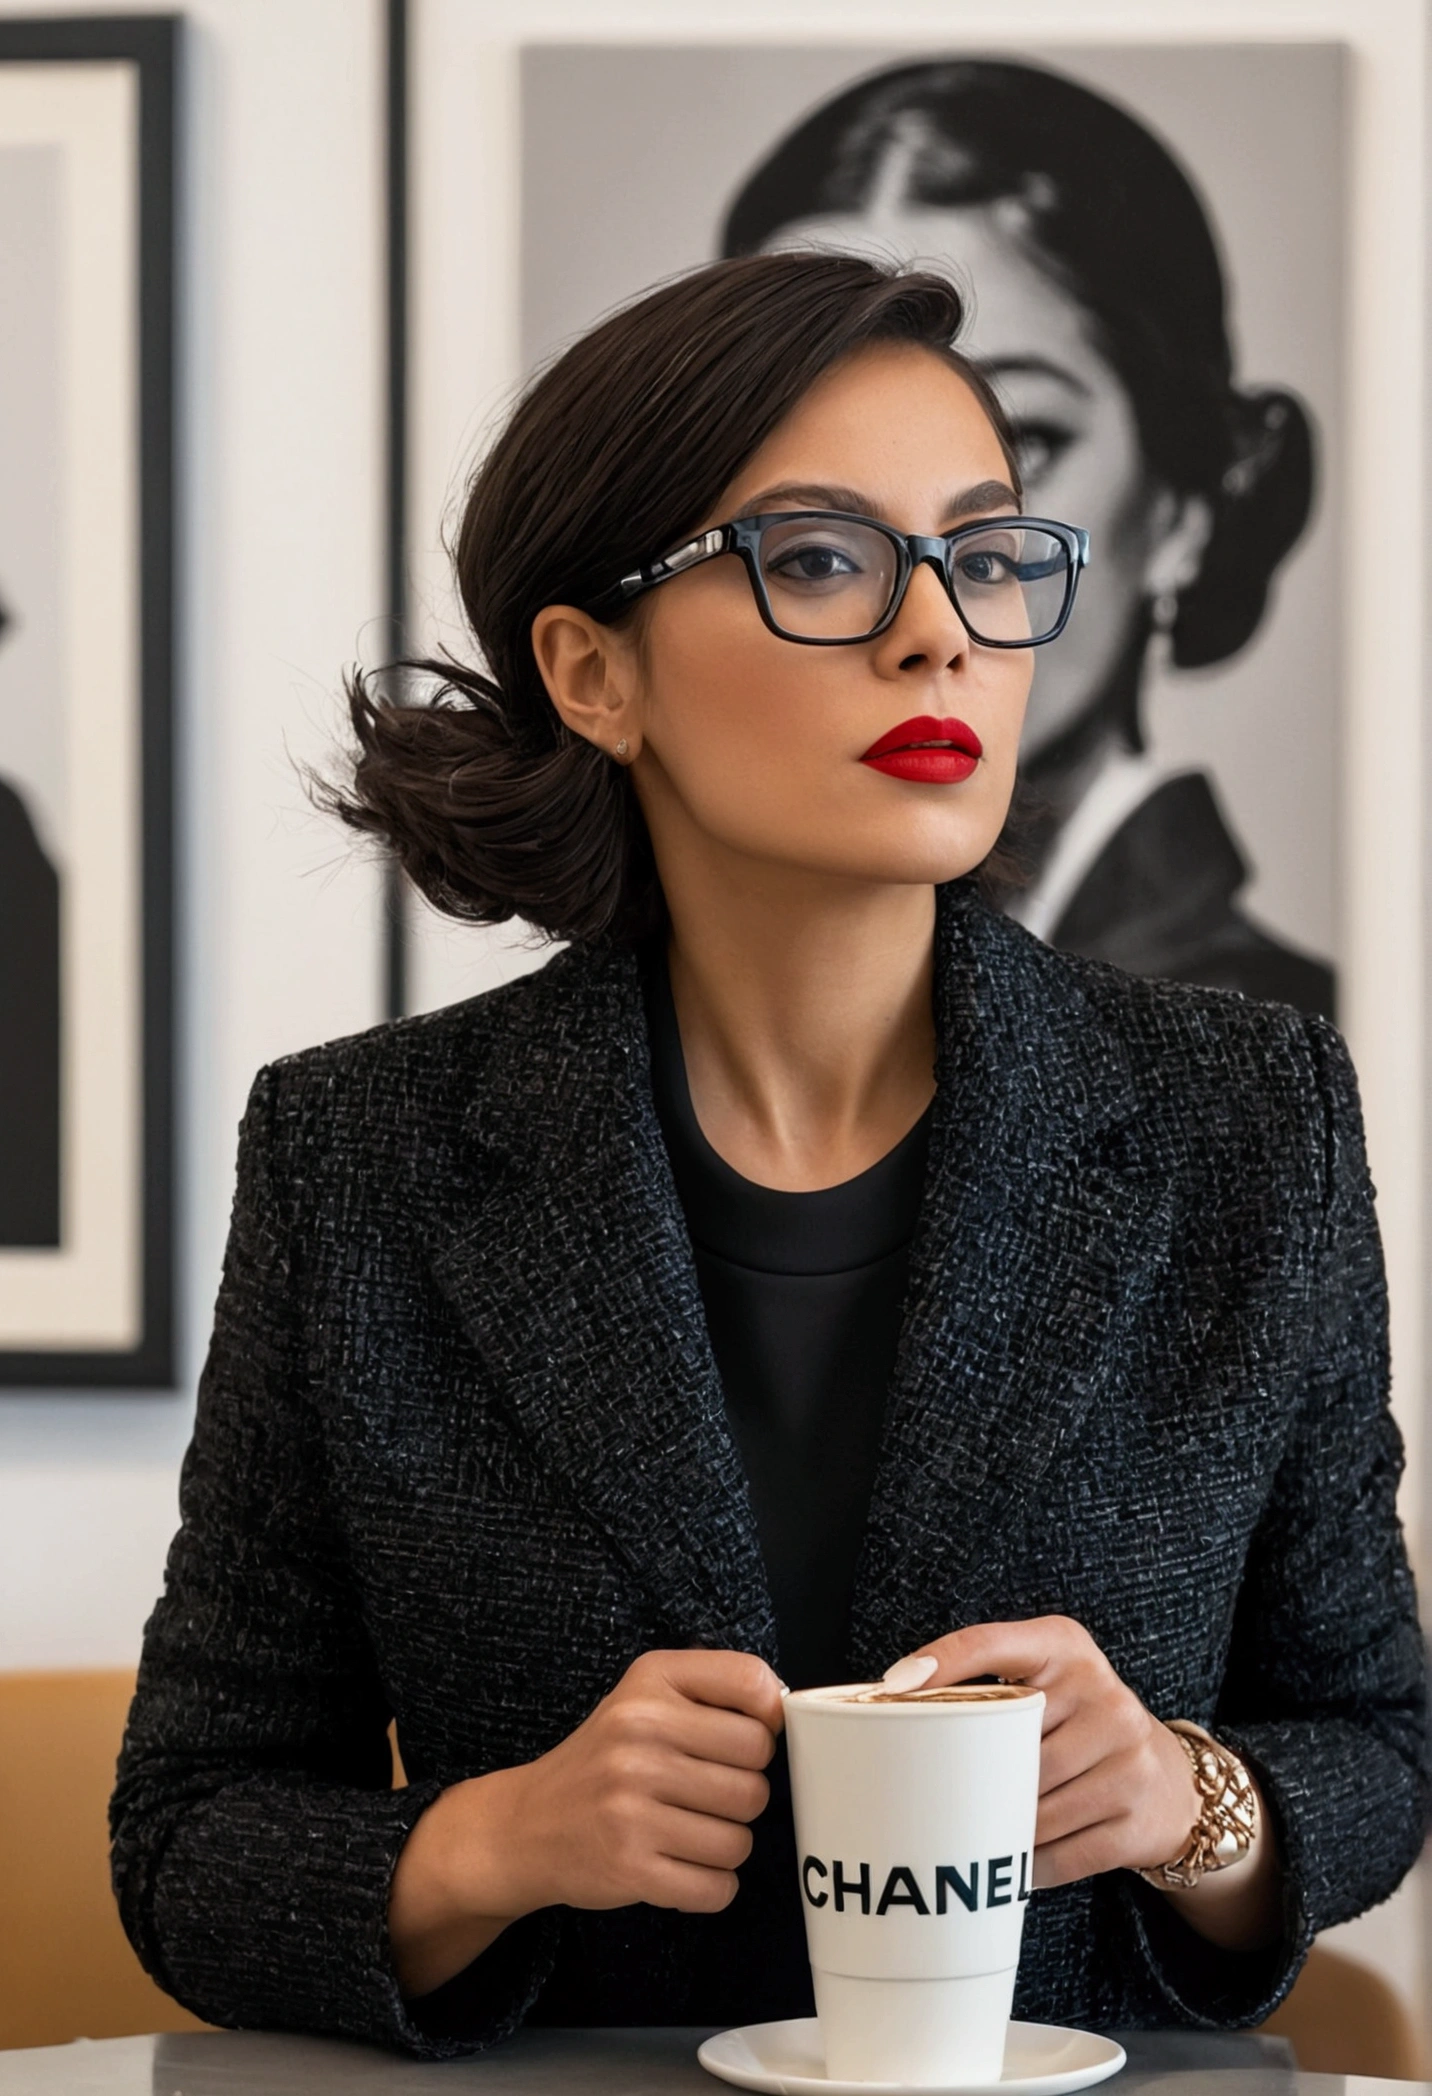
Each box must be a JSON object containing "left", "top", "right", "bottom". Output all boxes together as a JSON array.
[
  {"left": 766, "top": 539, "right": 864, "bottom": 586},
  {"left": 954, "top": 542, "right": 1020, "bottom": 588},
  {"left": 1012, "top": 420, "right": 1075, "bottom": 488}
]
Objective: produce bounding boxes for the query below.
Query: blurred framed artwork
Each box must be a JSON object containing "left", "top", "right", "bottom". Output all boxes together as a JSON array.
[{"left": 0, "top": 17, "right": 175, "bottom": 1385}]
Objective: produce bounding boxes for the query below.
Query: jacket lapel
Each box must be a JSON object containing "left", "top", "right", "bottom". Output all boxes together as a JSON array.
[
  {"left": 849, "top": 890, "right": 1172, "bottom": 1675},
  {"left": 423, "top": 895, "right": 1167, "bottom": 1682},
  {"left": 426, "top": 946, "right": 777, "bottom": 1662}
]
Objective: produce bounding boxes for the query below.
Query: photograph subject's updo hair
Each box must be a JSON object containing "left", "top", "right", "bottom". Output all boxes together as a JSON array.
[
  {"left": 723, "top": 59, "right": 1314, "bottom": 670},
  {"left": 333, "top": 252, "right": 1018, "bottom": 947}
]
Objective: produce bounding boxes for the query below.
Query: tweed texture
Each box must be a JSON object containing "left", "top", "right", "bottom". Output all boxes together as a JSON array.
[{"left": 111, "top": 881, "right": 1428, "bottom": 2058}]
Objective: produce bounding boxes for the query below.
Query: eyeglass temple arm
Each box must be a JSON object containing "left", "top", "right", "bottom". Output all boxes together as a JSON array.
[
  {"left": 586, "top": 527, "right": 728, "bottom": 621},
  {"left": 1013, "top": 529, "right": 1090, "bottom": 582}
]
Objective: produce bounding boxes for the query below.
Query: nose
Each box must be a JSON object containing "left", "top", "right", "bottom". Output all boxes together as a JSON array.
[{"left": 873, "top": 553, "right": 972, "bottom": 676}]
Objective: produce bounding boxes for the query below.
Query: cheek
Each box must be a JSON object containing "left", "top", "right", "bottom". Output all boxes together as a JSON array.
[
  {"left": 635, "top": 585, "right": 1030, "bottom": 883},
  {"left": 991, "top": 666, "right": 1033, "bottom": 764},
  {"left": 642, "top": 593, "right": 846, "bottom": 774}
]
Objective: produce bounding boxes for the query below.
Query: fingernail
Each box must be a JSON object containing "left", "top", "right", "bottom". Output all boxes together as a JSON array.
[{"left": 882, "top": 1653, "right": 939, "bottom": 1694}]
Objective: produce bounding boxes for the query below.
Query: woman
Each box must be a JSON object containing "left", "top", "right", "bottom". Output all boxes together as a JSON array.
[
  {"left": 722, "top": 59, "right": 1334, "bottom": 1017},
  {"left": 0, "top": 595, "right": 61, "bottom": 1246},
  {"left": 112, "top": 255, "right": 1424, "bottom": 2059}
]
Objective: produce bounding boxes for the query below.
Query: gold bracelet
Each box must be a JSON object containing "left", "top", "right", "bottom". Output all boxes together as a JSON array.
[{"left": 1137, "top": 1720, "right": 1260, "bottom": 1892}]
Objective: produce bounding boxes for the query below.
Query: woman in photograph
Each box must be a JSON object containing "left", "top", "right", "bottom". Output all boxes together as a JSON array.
[
  {"left": 112, "top": 254, "right": 1422, "bottom": 2059},
  {"left": 723, "top": 59, "right": 1334, "bottom": 1017},
  {"left": 0, "top": 595, "right": 62, "bottom": 1246}
]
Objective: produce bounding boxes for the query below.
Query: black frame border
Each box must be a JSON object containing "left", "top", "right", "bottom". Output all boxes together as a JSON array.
[
  {"left": 0, "top": 15, "right": 177, "bottom": 1387},
  {"left": 383, "top": 0, "right": 409, "bottom": 1022}
]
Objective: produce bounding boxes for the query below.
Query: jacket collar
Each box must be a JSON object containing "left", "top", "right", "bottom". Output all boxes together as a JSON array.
[
  {"left": 426, "top": 884, "right": 1166, "bottom": 1673},
  {"left": 1052, "top": 770, "right": 1247, "bottom": 967}
]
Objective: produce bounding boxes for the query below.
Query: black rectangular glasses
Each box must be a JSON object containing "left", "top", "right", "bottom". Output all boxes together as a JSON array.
[{"left": 586, "top": 511, "right": 1090, "bottom": 648}]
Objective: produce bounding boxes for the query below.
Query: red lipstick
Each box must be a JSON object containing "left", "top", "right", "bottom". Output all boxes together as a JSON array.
[{"left": 859, "top": 715, "right": 983, "bottom": 783}]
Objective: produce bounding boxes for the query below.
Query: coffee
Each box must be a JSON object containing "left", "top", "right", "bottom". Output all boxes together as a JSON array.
[{"left": 845, "top": 1683, "right": 1035, "bottom": 1705}]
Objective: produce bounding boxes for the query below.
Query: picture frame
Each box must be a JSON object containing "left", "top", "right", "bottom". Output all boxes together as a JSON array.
[
  {"left": 401, "top": 2, "right": 1429, "bottom": 1575},
  {"left": 0, "top": 15, "right": 176, "bottom": 1386}
]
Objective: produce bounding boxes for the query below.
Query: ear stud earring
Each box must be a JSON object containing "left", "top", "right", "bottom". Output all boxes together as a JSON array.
[{"left": 615, "top": 738, "right": 630, "bottom": 759}]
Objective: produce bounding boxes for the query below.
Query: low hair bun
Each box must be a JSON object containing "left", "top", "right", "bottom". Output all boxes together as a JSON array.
[
  {"left": 1171, "top": 385, "right": 1314, "bottom": 670},
  {"left": 331, "top": 661, "right": 661, "bottom": 946}
]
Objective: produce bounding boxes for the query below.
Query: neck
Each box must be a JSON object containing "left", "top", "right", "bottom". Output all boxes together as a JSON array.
[{"left": 659, "top": 850, "right": 938, "bottom": 1192}]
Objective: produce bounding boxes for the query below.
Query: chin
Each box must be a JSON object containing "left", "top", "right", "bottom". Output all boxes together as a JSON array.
[{"left": 809, "top": 835, "right": 1002, "bottom": 889}]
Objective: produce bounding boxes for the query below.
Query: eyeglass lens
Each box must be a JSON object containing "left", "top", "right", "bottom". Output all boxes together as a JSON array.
[{"left": 756, "top": 518, "right": 1072, "bottom": 644}]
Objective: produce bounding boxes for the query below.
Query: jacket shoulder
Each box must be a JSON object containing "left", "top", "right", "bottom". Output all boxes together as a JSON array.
[
  {"left": 240, "top": 940, "right": 618, "bottom": 1168},
  {"left": 983, "top": 899, "right": 1329, "bottom": 1048},
  {"left": 973, "top": 903, "right": 1356, "bottom": 1163}
]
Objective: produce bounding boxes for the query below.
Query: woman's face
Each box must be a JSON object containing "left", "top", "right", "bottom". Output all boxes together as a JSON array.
[
  {"left": 590, "top": 342, "right": 1035, "bottom": 898},
  {"left": 765, "top": 206, "right": 1206, "bottom": 759}
]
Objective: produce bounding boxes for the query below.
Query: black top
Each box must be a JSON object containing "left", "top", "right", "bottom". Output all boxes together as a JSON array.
[
  {"left": 643, "top": 951, "right": 930, "bottom": 1687},
  {"left": 110, "top": 884, "right": 1427, "bottom": 2058}
]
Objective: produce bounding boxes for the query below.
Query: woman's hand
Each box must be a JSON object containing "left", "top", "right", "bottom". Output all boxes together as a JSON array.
[
  {"left": 888, "top": 1615, "right": 1199, "bottom": 1885},
  {"left": 388, "top": 1648, "right": 784, "bottom": 1996},
  {"left": 886, "top": 1616, "right": 1280, "bottom": 1948}
]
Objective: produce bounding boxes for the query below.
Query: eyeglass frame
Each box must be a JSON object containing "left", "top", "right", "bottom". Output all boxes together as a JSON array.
[{"left": 584, "top": 509, "right": 1091, "bottom": 649}]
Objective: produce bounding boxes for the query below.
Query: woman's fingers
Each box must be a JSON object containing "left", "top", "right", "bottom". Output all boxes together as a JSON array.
[
  {"left": 654, "top": 1647, "right": 787, "bottom": 1731},
  {"left": 1036, "top": 1731, "right": 1200, "bottom": 1865},
  {"left": 666, "top": 1703, "right": 780, "bottom": 1772},
  {"left": 1031, "top": 1820, "right": 1129, "bottom": 1890},
  {"left": 881, "top": 1653, "right": 939, "bottom": 1693},
  {"left": 1036, "top": 1760, "right": 1141, "bottom": 1849},
  {"left": 1036, "top": 1694, "right": 1149, "bottom": 1794},
  {"left": 650, "top": 1799, "right": 757, "bottom": 1873},
  {"left": 606, "top": 1691, "right": 777, "bottom": 1775},
  {"left": 647, "top": 1750, "right": 770, "bottom": 1824},
  {"left": 882, "top": 1617, "right": 1204, "bottom": 1883},
  {"left": 641, "top": 1853, "right": 743, "bottom": 1913},
  {"left": 893, "top": 1615, "right": 1104, "bottom": 1726},
  {"left": 1032, "top": 1715, "right": 1100, "bottom": 1798}
]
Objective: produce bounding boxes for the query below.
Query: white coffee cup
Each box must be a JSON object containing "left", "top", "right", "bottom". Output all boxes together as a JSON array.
[{"left": 784, "top": 1682, "right": 1045, "bottom": 2087}]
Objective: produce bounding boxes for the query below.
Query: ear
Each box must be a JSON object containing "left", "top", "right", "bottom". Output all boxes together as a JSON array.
[
  {"left": 530, "top": 603, "right": 643, "bottom": 762},
  {"left": 1142, "top": 490, "right": 1214, "bottom": 600}
]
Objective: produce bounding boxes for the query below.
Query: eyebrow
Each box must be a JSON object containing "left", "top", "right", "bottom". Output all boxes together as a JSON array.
[
  {"left": 981, "top": 355, "right": 1093, "bottom": 400},
  {"left": 731, "top": 478, "right": 1021, "bottom": 524}
]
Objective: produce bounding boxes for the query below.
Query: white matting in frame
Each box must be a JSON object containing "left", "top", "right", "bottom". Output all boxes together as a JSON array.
[
  {"left": 0, "top": 29, "right": 172, "bottom": 1380},
  {"left": 403, "top": 0, "right": 1429, "bottom": 1566}
]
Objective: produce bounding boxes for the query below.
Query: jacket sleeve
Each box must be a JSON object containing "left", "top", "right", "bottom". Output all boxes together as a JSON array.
[
  {"left": 110, "top": 1064, "right": 560, "bottom": 2057},
  {"left": 1122, "top": 1014, "right": 1430, "bottom": 2025}
]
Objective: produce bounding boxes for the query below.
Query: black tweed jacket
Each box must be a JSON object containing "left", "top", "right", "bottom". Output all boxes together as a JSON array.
[{"left": 112, "top": 883, "right": 1428, "bottom": 2059}]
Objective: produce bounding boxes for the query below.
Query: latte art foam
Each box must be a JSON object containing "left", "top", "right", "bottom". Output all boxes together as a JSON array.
[{"left": 845, "top": 1683, "right": 1037, "bottom": 1704}]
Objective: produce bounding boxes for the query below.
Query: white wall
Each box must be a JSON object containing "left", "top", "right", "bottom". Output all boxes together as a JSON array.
[{"left": 0, "top": 0, "right": 387, "bottom": 1666}]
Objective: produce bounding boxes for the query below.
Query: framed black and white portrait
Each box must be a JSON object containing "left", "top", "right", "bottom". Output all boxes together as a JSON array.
[
  {"left": 0, "top": 17, "right": 175, "bottom": 1386},
  {"left": 516, "top": 41, "right": 1342, "bottom": 1019},
  {"left": 405, "top": 3, "right": 1429, "bottom": 1551}
]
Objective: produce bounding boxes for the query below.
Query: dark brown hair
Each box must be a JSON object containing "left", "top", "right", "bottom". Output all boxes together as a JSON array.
[{"left": 333, "top": 251, "right": 1019, "bottom": 946}]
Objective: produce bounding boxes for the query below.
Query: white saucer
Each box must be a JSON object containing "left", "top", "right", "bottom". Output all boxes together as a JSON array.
[{"left": 697, "top": 2017, "right": 1126, "bottom": 2096}]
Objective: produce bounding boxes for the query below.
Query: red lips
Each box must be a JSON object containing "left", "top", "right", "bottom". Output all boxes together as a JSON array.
[{"left": 859, "top": 715, "right": 983, "bottom": 784}]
